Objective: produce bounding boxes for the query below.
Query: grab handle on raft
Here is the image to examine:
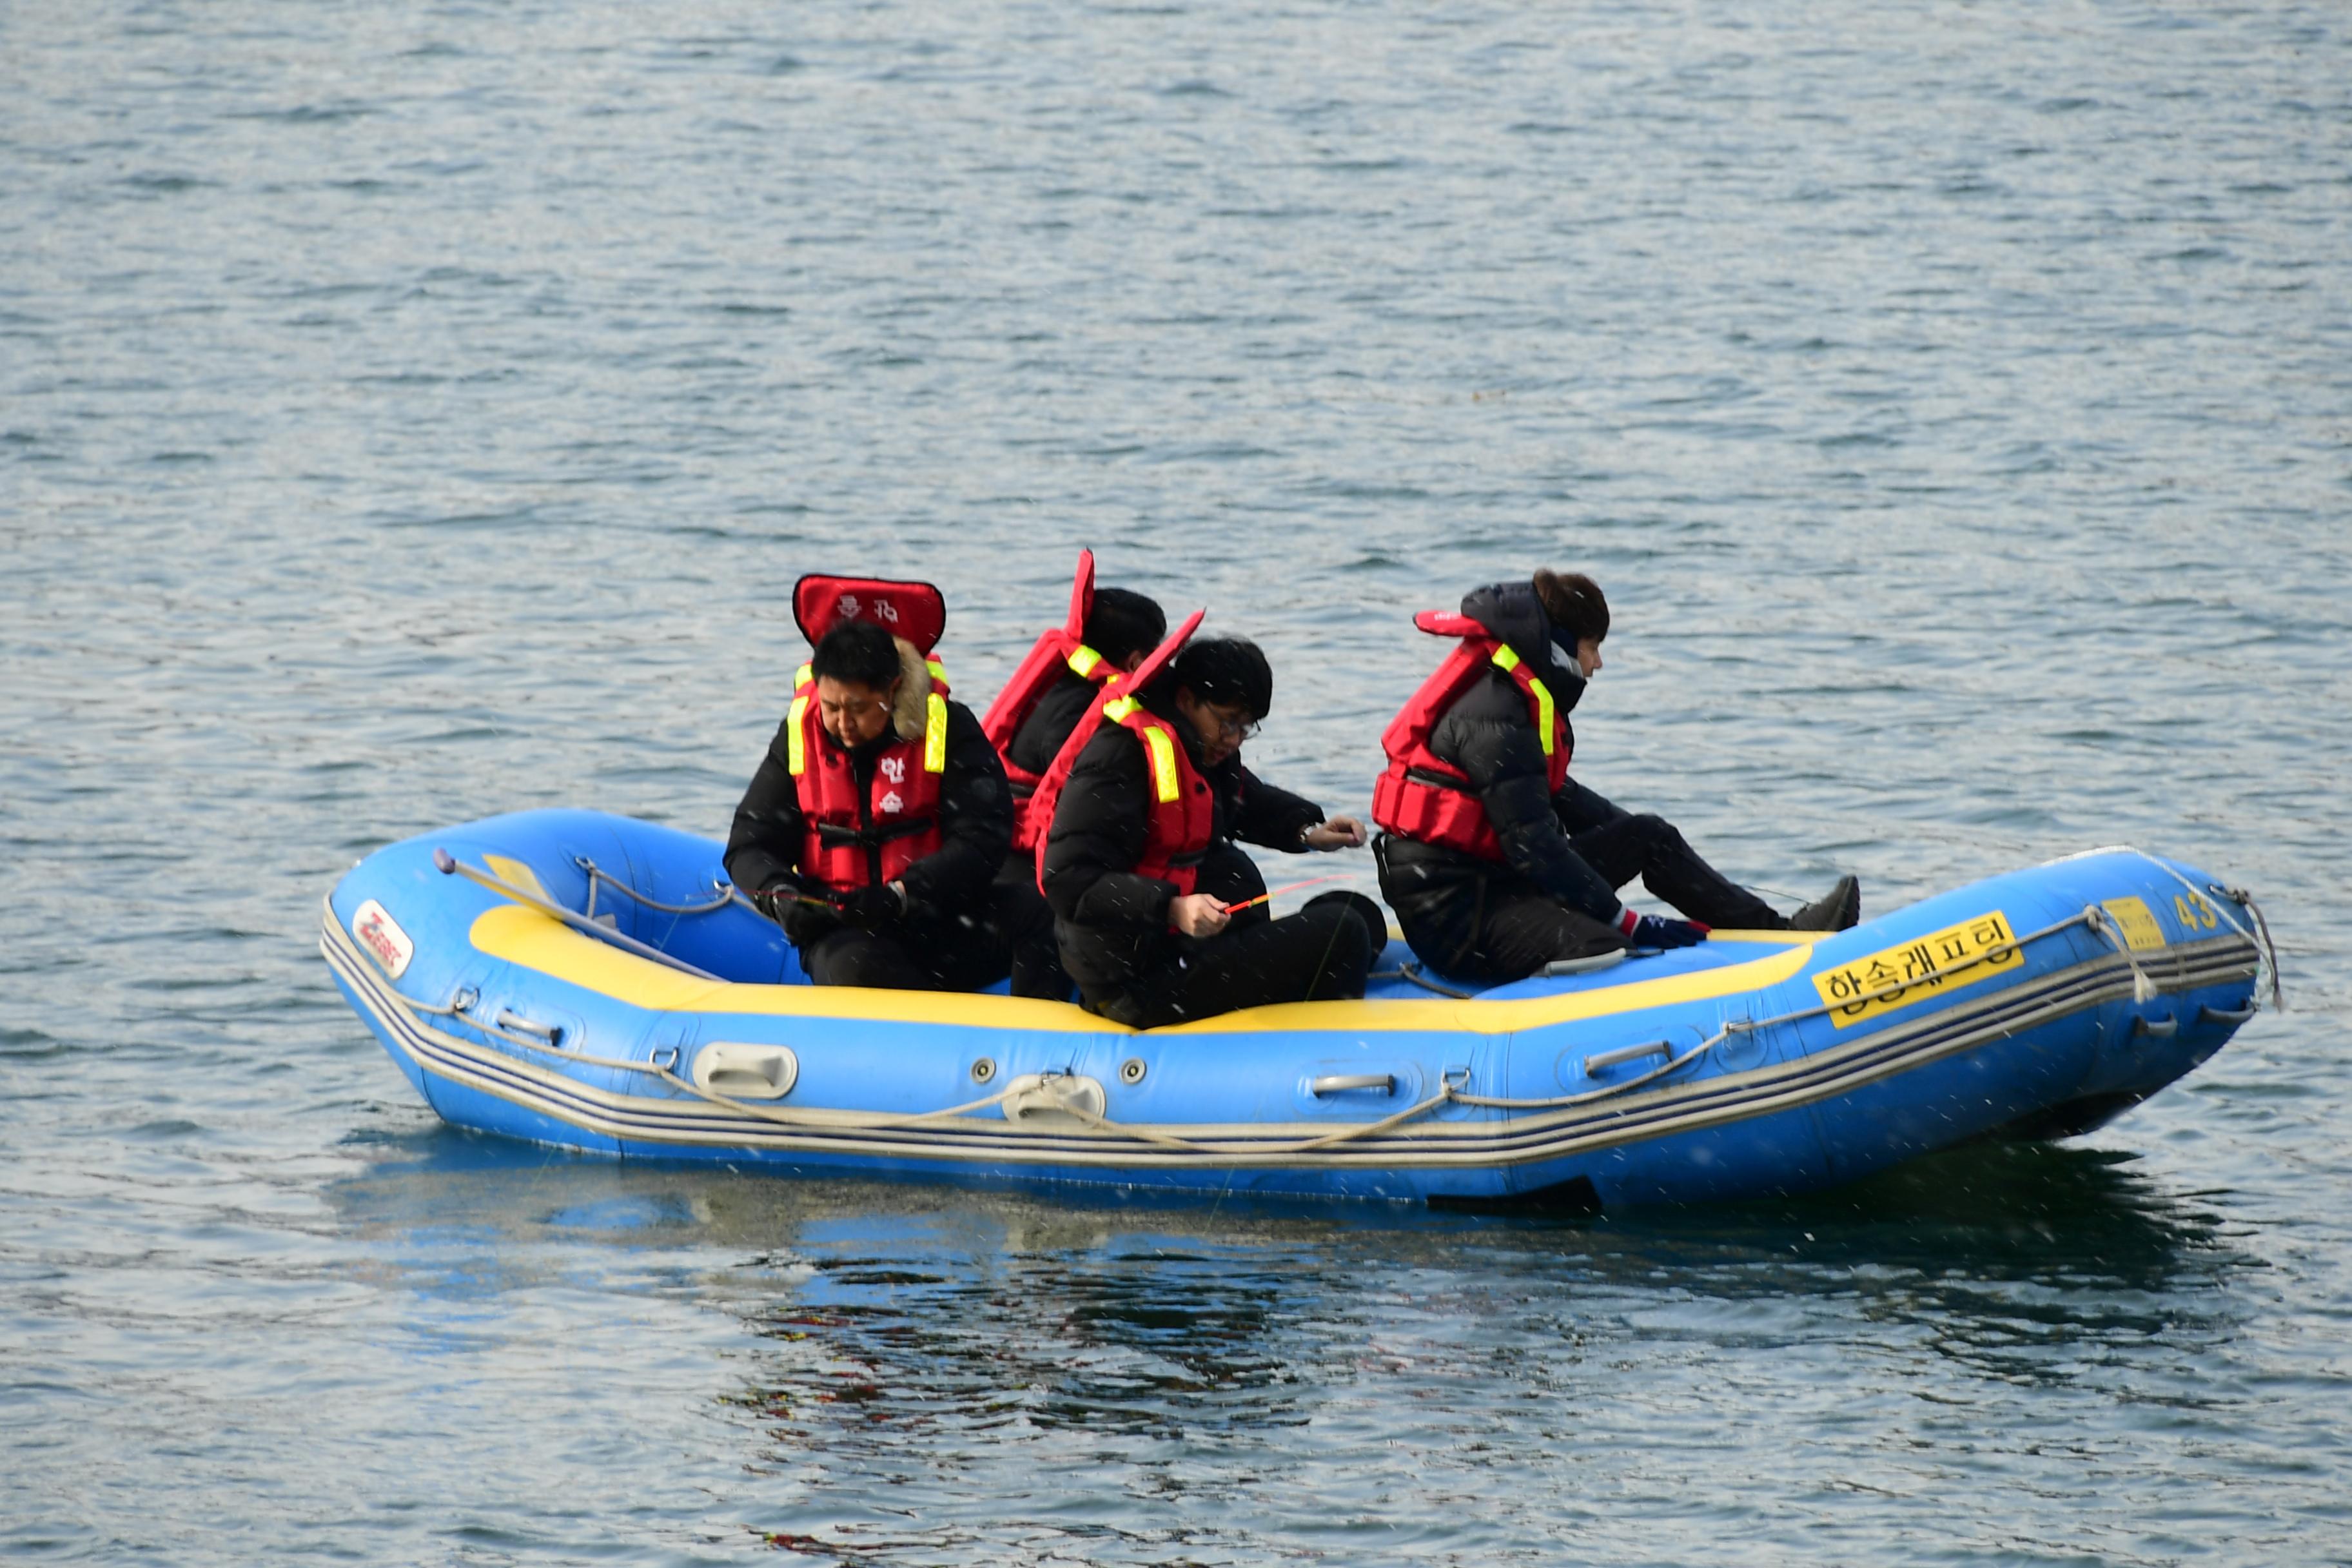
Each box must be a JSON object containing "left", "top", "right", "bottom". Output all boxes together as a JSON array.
[
  {"left": 1310, "top": 1073, "right": 1396, "bottom": 1097},
  {"left": 2132, "top": 1015, "right": 2179, "bottom": 1039},
  {"left": 433, "top": 847, "right": 721, "bottom": 981},
  {"left": 1543, "top": 951, "right": 1627, "bottom": 978},
  {"left": 1583, "top": 1039, "right": 1674, "bottom": 1075},
  {"left": 2198, "top": 1003, "right": 2257, "bottom": 1026},
  {"left": 495, "top": 1009, "right": 562, "bottom": 1043}
]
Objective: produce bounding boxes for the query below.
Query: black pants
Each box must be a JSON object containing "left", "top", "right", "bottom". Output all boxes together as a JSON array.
[
  {"left": 1382, "top": 812, "right": 1781, "bottom": 985},
  {"left": 1081, "top": 900, "right": 1374, "bottom": 1030},
  {"left": 801, "top": 915, "right": 1010, "bottom": 992},
  {"left": 990, "top": 854, "right": 1074, "bottom": 1000},
  {"left": 1571, "top": 811, "right": 1781, "bottom": 931}
]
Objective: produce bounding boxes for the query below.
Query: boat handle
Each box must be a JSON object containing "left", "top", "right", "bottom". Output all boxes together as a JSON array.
[
  {"left": 1583, "top": 1039, "right": 1672, "bottom": 1074},
  {"left": 1311, "top": 1073, "right": 1395, "bottom": 1097},
  {"left": 2199, "top": 1004, "right": 2257, "bottom": 1026},
  {"left": 496, "top": 1008, "right": 562, "bottom": 1042},
  {"left": 2132, "top": 1015, "right": 2178, "bottom": 1039}
]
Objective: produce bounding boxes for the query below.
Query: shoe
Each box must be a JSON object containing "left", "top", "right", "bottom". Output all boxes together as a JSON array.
[{"left": 1790, "top": 875, "right": 1860, "bottom": 932}]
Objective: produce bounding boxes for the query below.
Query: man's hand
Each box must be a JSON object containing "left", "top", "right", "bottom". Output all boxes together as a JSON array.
[
  {"left": 767, "top": 883, "right": 841, "bottom": 946},
  {"left": 1302, "top": 816, "right": 1368, "bottom": 852},
  {"left": 1170, "top": 892, "right": 1231, "bottom": 938},
  {"left": 837, "top": 882, "right": 906, "bottom": 932}
]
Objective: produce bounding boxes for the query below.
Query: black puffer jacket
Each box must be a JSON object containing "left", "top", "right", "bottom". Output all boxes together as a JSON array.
[
  {"left": 1041, "top": 685, "right": 1323, "bottom": 995},
  {"left": 725, "top": 641, "right": 1012, "bottom": 925},
  {"left": 1378, "top": 580, "right": 1626, "bottom": 923},
  {"left": 1004, "top": 670, "right": 1099, "bottom": 784}
]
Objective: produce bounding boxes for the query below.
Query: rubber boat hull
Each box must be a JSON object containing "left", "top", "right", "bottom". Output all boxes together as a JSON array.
[{"left": 322, "top": 811, "right": 2263, "bottom": 1210}]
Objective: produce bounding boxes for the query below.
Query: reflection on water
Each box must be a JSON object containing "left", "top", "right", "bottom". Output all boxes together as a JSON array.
[{"left": 329, "top": 1129, "right": 2253, "bottom": 1541}]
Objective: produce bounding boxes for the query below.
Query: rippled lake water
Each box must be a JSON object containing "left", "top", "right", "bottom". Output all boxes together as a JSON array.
[{"left": 6, "top": 1, "right": 2351, "bottom": 1561}]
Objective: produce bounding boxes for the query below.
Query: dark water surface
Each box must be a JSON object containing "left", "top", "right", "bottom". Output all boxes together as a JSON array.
[{"left": 6, "top": 1, "right": 2350, "bottom": 1561}]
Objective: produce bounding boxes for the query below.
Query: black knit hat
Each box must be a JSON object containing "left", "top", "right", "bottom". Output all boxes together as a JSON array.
[
  {"left": 1167, "top": 636, "right": 1273, "bottom": 720},
  {"left": 1533, "top": 569, "right": 1610, "bottom": 652}
]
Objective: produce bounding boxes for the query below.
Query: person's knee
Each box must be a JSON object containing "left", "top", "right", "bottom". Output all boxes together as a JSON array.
[
  {"left": 1629, "top": 813, "right": 1689, "bottom": 853},
  {"left": 1302, "top": 890, "right": 1389, "bottom": 950},
  {"left": 807, "top": 934, "right": 910, "bottom": 990},
  {"left": 1290, "top": 903, "right": 1373, "bottom": 999}
]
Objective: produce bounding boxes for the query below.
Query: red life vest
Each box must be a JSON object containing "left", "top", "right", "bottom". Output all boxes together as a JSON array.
[
  {"left": 784, "top": 573, "right": 955, "bottom": 892},
  {"left": 1026, "top": 609, "right": 1213, "bottom": 896},
  {"left": 786, "top": 652, "right": 954, "bottom": 891},
  {"left": 979, "top": 549, "right": 1128, "bottom": 853},
  {"left": 1371, "top": 611, "right": 1572, "bottom": 863}
]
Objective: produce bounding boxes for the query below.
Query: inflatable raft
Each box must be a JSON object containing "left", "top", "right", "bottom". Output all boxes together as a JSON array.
[{"left": 322, "top": 810, "right": 2271, "bottom": 1210}]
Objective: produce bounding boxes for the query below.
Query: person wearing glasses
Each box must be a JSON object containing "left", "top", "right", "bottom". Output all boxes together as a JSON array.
[
  {"left": 1039, "top": 635, "right": 1380, "bottom": 1027},
  {"left": 726, "top": 577, "right": 1021, "bottom": 992}
]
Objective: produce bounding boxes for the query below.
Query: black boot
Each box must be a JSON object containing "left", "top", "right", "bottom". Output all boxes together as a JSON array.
[{"left": 1790, "top": 875, "right": 1861, "bottom": 932}]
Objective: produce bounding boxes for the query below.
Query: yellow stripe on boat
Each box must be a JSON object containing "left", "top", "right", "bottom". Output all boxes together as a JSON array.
[{"left": 466, "top": 903, "right": 1823, "bottom": 1036}]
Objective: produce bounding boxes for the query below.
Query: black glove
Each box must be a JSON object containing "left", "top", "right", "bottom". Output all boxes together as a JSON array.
[
  {"left": 836, "top": 882, "right": 905, "bottom": 933},
  {"left": 1622, "top": 911, "right": 1708, "bottom": 949},
  {"left": 757, "top": 881, "right": 840, "bottom": 946}
]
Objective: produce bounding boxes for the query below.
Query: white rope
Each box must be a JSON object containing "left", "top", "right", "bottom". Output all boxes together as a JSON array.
[
  {"left": 2129, "top": 852, "right": 2282, "bottom": 1014},
  {"left": 574, "top": 857, "right": 740, "bottom": 917},
  {"left": 2083, "top": 906, "right": 2159, "bottom": 1003},
  {"left": 2228, "top": 889, "right": 2286, "bottom": 1012}
]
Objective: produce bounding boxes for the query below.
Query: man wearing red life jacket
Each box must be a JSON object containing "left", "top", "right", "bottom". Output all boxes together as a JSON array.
[
  {"left": 1039, "top": 632, "right": 1381, "bottom": 1028},
  {"left": 982, "top": 549, "right": 1169, "bottom": 851},
  {"left": 725, "top": 576, "right": 1022, "bottom": 992},
  {"left": 977, "top": 553, "right": 1168, "bottom": 999},
  {"left": 1373, "top": 570, "right": 1861, "bottom": 983}
]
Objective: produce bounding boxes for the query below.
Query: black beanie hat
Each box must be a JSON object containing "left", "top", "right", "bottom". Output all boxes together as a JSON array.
[
  {"left": 1167, "top": 636, "right": 1274, "bottom": 720},
  {"left": 1533, "top": 569, "right": 1610, "bottom": 652}
]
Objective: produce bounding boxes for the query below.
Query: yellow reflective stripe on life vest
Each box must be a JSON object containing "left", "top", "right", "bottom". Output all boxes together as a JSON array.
[
  {"left": 1103, "top": 694, "right": 1139, "bottom": 722},
  {"left": 925, "top": 656, "right": 947, "bottom": 687},
  {"left": 924, "top": 692, "right": 948, "bottom": 772},
  {"left": 1491, "top": 645, "right": 1556, "bottom": 756},
  {"left": 1139, "top": 723, "right": 1181, "bottom": 804},
  {"left": 1067, "top": 643, "right": 1103, "bottom": 679},
  {"left": 794, "top": 662, "right": 813, "bottom": 687},
  {"left": 787, "top": 694, "right": 810, "bottom": 775}
]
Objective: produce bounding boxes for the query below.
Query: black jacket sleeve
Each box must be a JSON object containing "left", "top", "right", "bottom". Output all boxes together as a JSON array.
[
  {"left": 1227, "top": 762, "right": 1322, "bottom": 852},
  {"left": 724, "top": 717, "right": 807, "bottom": 899},
  {"left": 1006, "top": 673, "right": 1098, "bottom": 781},
  {"left": 1429, "top": 669, "right": 1623, "bottom": 923},
  {"left": 896, "top": 701, "right": 1014, "bottom": 917},
  {"left": 1553, "top": 776, "right": 1625, "bottom": 838},
  {"left": 1040, "top": 726, "right": 1181, "bottom": 931}
]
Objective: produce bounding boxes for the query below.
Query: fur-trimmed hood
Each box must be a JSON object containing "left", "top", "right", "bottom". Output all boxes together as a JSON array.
[{"left": 888, "top": 636, "right": 934, "bottom": 743}]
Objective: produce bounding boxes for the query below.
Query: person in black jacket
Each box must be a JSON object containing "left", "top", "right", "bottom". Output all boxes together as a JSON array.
[
  {"left": 986, "top": 586, "right": 1168, "bottom": 999},
  {"left": 1001, "top": 587, "right": 1167, "bottom": 785},
  {"left": 1042, "top": 637, "right": 1379, "bottom": 1028},
  {"left": 1377, "top": 571, "right": 1860, "bottom": 984},
  {"left": 727, "top": 620, "right": 1023, "bottom": 992}
]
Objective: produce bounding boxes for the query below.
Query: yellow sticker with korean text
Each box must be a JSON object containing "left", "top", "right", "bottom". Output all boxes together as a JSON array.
[
  {"left": 2101, "top": 896, "right": 2167, "bottom": 953},
  {"left": 1812, "top": 910, "right": 2023, "bottom": 1028}
]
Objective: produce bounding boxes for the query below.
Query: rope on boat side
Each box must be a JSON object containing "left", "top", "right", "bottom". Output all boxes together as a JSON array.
[
  {"left": 2082, "top": 905, "right": 2159, "bottom": 1003},
  {"left": 366, "top": 894, "right": 2250, "bottom": 1161},
  {"left": 2127, "top": 851, "right": 2284, "bottom": 1014},
  {"left": 1377, "top": 963, "right": 1477, "bottom": 999},
  {"left": 574, "top": 856, "right": 741, "bottom": 918},
  {"left": 435, "top": 850, "right": 723, "bottom": 981},
  {"left": 2227, "top": 890, "right": 2286, "bottom": 1013}
]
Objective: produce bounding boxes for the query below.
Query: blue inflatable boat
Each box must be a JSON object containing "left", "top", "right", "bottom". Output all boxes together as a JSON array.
[{"left": 321, "top": 810, "right": 2272, "bottom": 1210}]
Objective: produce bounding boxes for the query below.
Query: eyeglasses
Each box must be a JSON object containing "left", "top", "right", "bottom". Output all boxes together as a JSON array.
[
  {"left": 819, "top": 697, "right": 892, "bottom": 720},
  {"left": 1209, "top": 710, "right": 1259, "bottom": 743}
]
